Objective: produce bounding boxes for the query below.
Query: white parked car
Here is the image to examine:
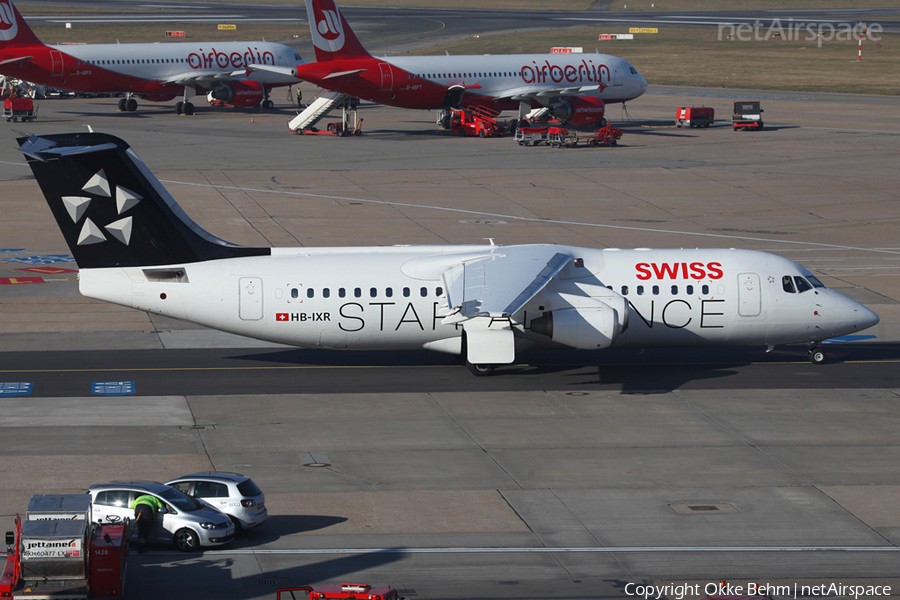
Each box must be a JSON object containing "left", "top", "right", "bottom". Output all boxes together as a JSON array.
[
  {"left": 166, "top": 472, "right": 268, "bottom": 530},
  {"left": 87, "top": 481, "right": 235, "bottom": 551}
]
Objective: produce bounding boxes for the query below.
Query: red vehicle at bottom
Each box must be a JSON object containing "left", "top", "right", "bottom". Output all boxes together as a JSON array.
[{"left": 278, "top": 583, "right": 401, "bottom": 600}]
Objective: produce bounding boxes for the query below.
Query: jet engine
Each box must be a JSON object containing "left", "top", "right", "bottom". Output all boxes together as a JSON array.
[
  {"left": 210, "top": 81, "right": 265, "bottom": 107},
  {"left": 530, "top": 299, "right": 624, "bottom": 350},
  {"left": 550, "top": 97, "right": 605, "bottom": 126}
]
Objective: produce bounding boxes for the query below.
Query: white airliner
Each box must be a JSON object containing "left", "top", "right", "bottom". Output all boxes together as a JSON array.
[
  {"left": 284, "top": 0, "right": 647, "bottom": 127},
  {"left": 0, "top": 0, "right": 303, "bottom": 114},
  {"left": 19, "top": 132, "right": 879, "bottom": 375}
]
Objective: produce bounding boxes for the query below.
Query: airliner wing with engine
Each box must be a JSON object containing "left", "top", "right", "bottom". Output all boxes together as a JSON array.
[
  {"left": 287, "top": 0, "right": 647, "bottom": 127},
  {"left": 19, "top": 132, "right": 879, "bottom": 375},
  {"left": 0, "top": 0, "right": 304, "bottom": 115}
]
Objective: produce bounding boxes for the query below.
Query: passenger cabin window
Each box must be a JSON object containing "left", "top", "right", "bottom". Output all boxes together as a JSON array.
[
  {"left": 686, "top": 285, "right": 694, "bottom": 295},
  {"left": 637, "top": 286, "right": 644, "bottom": 296},
  {"left": 291, "top": 288, "right": 298, "bottom": 299},
  {"left": 652, "top": 285, "right": 660, "bottom": 295},
  {"left": 671, "top": 285, "right": 678, "bottom": 295},
  {"left": 339, "top": 288, "right": 346, "bottom": 298},
  {"left": 323, "top": 288, "right": 330, "bottom": 298},
  {"left": 370, "top": 287, "right": 377, "bottom": 298},
  {"left": 621, "top": 286, "right": 629, "bottom": 295},
  {"left": 782, "top": 276, "right": 796, "bottom": 293},
  {"left": 403, "top": 287, "right": 410, "bottom": 297},
  {"left": 702, "top": 284, "right": 710, "bottom": 295},
  {"left": 436, "top": 287, "right": 443, "bottom": 296},
  {"left": 794, "top": 276, "right": 813, "bottom": 293},
  {"left": 354, "top": 287, "right": 362, "bottom": 298},
  {"left": 307, "top": 288, "right": 314, "bottom": 298}
]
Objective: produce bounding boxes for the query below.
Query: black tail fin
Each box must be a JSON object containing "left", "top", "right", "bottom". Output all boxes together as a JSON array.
[{"left": 18, "top": 132, "right": 270, "bottom": 269}]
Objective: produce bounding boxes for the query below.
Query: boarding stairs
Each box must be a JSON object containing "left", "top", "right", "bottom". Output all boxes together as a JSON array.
[{"left": 288, "top": 90, "right": 349, "bottom": 131}]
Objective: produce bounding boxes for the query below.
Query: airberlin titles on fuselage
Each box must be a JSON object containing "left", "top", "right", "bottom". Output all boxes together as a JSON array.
[
  {"left": 521, "top": 59, "right": 610, "bottom": 87},
  {"left": 186, "top": 47, "right": 276, "bottom": 70}
]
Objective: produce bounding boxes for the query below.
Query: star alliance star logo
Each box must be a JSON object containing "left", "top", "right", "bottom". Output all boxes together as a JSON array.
[{"left": 61, "top": 169, "right": 142, "bottom": 246}]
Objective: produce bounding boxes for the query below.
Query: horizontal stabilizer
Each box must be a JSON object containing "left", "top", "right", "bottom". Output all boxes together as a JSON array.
[
  {"left": 323, "top": 68, "right": 367, "bottom": 80},
  {"left": 0, "top": 56, "right": 34, "bottom": 66}
]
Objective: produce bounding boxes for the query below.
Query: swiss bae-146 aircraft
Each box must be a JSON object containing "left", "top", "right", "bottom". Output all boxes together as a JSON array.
[
  {"left": 280, "top": 0, "right": 646, "bottom": 127},
  {"left": 20, "top": 132, "right": 879, "bottom": 375},
  {"left": 0, "top": 0, "right": 303, "bottom": 114}
]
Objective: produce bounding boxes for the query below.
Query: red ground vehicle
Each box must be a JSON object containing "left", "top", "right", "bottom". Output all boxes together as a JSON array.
[
  {"left": 278, "top": 583, "right": 401, "bottom": 600},
  {"left": 1, "top": 514, "right": 128, "bottom": 599},
  {"left": 676, "top": 106, "right": 714, "bottom": 128},
  {"left": 450, "top": 106, "right": 504, "bottom": 137},
  {"left": 3, "top": 97, "right": 35, "bottom": 122},
  {"left": 585, "top": 123, "right": 624, "bottom": 147}
]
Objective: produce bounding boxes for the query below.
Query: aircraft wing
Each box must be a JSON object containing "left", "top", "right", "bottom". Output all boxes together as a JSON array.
[
  {"left": 162, "top": 70, "right": 247, "bottom": 86},
  {"left": 488, "top": 84, "right": 601, "bottom": 105},
  {"left": 441, "top": 245, "right": 573, "bottom": 321}
]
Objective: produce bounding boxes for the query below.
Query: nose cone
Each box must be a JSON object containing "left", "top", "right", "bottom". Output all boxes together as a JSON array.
[
  {"left": 832, "top": 294, "right": 880, "bottom": 336},
  {"left": 857, "top": 303, "right": 880, "bottom": 331},
  {"left": 636, "top": 72, "right": 648, "bottom": 95}
]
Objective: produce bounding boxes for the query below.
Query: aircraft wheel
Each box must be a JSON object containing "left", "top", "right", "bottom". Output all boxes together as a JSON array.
[
  {"left": 118, "top": 98, "right": 126, "bottom": 111},
  {"left": 599, "top": 118, "right": 608, "bottom": 127},
  {"left": 466, "top": 362, "right": 496, "bottom": 377},
  {"left": 183, "top": 102, "right": 194, "bottom": 116},
  {"left": 126, "top": 98, "right": 138, "bottom": 112},
  {"left": 175, "top": 101, "right": 184, "bottom": 115},
  {"left": 264, "top": 100, "right": 274, "bottom": 109},
  {"left": 809, "top": 348, "right": 826, "bottom": 365}
]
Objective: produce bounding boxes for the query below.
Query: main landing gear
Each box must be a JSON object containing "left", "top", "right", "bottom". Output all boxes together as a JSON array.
[
  {"left": 117, "top": 96, "right": 138, "bottom": 112},
  {"left": 175, "top": 101, "right": 195, "bottom": 116},
  {"left": 808, "top": 344, "right": 826, "bottom": 364}
]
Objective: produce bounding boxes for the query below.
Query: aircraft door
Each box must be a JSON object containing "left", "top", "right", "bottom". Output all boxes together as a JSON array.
[
  {"left": 379, "top": 63, "right": 393, "bottom": 91},
  {"left": 50, "top": 51, "right": 64, "bottom": 77},
  {"left": 738, "top": 272, "right": 761, "bottom": 317},
  {"left": 239, "top": 277, "right": 264, "bottom": 321},
  {"left": 613, "top": 60, "right": 624, "bottom": 86}
]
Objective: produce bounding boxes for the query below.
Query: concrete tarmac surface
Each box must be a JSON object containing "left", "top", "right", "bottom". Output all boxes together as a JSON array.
[{"left": 1, "top": 86, "right": 899, "bottom": 599}]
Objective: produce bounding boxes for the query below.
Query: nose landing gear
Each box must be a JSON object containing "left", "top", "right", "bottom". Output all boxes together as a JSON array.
[{"left": 808, "top": 346, "right": 826, "bottom": 364}]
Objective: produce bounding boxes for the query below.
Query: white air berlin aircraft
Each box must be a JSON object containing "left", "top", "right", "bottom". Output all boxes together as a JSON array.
[
  {"left": 20, "top": 132, "right": 879, "bottom": 375},
  {"left": 0, "top": 0, "right": 303, "bottom": 114},
  {"left": 286, "top": 0, "right": 647, "bottom": 127}
]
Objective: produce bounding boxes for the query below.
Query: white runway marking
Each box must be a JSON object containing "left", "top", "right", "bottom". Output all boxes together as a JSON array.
[
  {"left": 161, "top": 179, "right": 900, "bottom": 257},
  {"left": 159, "top": 545, "right": 900, "bottom": 556}
]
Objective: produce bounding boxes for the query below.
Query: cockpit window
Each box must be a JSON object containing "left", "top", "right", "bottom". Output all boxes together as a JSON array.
[
  {"left": 806, "top": 275, "right": 826, "bottom": 288},
  {"left": 782, "top": 276, "right": 796, "bottom": 293},
  {"left": 794, "top": 276, "right": 813, "bottom": 293}
]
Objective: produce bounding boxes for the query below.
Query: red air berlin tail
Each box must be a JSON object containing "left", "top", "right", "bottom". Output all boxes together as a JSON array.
[
  {"left": 0, "top": 0, "right": 43, "bottom": 50},
  {"left": 305, "top": 0, "right": 370, "bottom": 62}
]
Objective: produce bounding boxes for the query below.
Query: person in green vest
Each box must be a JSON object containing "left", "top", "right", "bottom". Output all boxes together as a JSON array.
[{"left": 130, "top": 494, "right": 164, "bottom": 553}]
